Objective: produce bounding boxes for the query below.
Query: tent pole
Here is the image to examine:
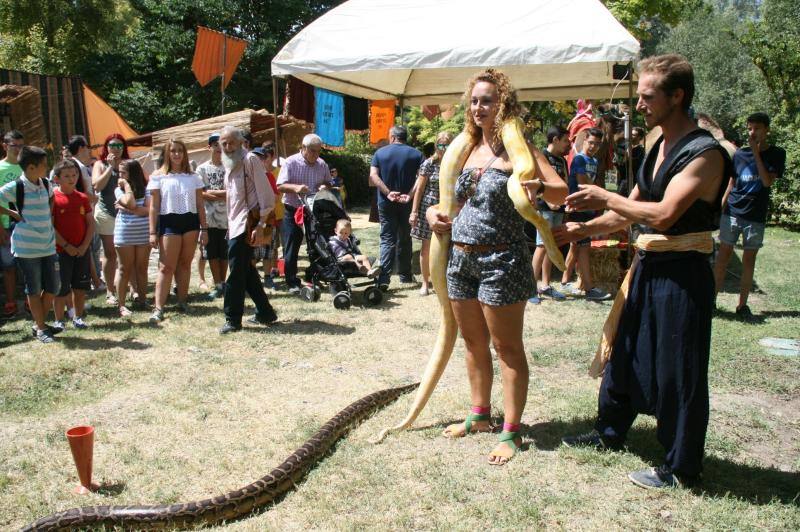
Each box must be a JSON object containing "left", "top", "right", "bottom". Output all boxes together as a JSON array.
[
  {"left": 221, "top": 32, "right": 227, "bottom": 115},
  {"left": 626, "top": 61, "right": 634, "bottom": 266},
  {"left": 399, "top": 97, "right": 405, "bottom": 125},
  {"left": 272, "top": 76, "right": 281, "bottom": 162}
]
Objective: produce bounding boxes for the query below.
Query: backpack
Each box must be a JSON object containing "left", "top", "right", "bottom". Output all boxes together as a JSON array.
[{"left": 8, "top": 177, "right": 53, "bottom": 220}]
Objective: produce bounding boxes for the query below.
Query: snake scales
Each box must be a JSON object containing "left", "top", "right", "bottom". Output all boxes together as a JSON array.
[{"left": 23, "top": 383, "right": 418, "bottom": 531}]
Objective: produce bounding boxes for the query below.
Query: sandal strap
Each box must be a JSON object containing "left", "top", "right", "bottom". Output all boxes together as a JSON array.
[
  {"left": 498, "top": 430, "right": 520, "bottom": 450},
  {"left": 463, "top": 412, "right": 490, "bottom": 433}
]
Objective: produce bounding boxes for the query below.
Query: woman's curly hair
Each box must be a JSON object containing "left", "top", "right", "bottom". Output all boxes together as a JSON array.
[{"left": 462, "top": 69, "right": 521, "bottom": 148}]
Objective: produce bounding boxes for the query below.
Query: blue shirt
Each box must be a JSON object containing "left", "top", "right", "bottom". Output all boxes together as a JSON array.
[
  {"left": 0, "top": 175, "right": 55, "bottom": 258},
  {"left": 568, "top": 152, "right": 599, "bottom": 194},
  {"left": 371, "top": 143, "right": 424, "bottom": 206},
  {"left": 725, "top": 146, "right": 785, "bottom": 223}
]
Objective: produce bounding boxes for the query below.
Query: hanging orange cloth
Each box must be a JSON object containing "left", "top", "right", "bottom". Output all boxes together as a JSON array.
[
  {"left": 369, "top": 100, "right": 396, "bottom": 144},
  {"left": 82, "top": 84, "right": 138, "bottom": 149},
  {"left": 191, "top": 26, "right": 247, "bottom": 90}
]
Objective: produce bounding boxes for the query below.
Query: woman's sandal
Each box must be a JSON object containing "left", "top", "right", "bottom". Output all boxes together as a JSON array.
[
  {"left": 443, "top": 412, "right": 492, "bottom": 438},
  {"left": 488, "top": 430, "right": 521, "bottom": 465}
]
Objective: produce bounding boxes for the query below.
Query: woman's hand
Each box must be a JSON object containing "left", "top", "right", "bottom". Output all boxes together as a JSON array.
[
  {"left": 199, "top": 230, "right": 209, "bottom": 246},
  {"left": 521, "top": 178, "right": 544, "bottom": 205},
  {"left": 149, "top": 233, "right": 158, "bottom": 249},
  {"left": 426, "top": 206, "right": 451, "bottom": 234},
  {"left": 409, "top": 211, "right": 419, "bottom": 227},
  {"left": 107, "top": 153, "right": 119, "bottom": 169}
]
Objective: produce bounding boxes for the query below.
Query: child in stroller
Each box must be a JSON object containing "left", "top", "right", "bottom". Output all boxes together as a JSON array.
[
  {"left": 329, "top": 219, "right": 381, "bottom": 278},
  {"left": 299, "top": 189, "right": 383, "bottom": 309}
]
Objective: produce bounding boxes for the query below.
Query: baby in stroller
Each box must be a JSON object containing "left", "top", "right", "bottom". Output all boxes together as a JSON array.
[{"left": 328, "top": 219, "right": 381, "bottom": 278}]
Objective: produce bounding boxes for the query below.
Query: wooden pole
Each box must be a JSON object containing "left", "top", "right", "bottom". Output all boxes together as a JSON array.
[
  {"left": 626, "top": 61, "right": 634, "bottom": 265},
  {"left": 272, "top": 76, "right": 281, "bottom": 162},
  {"left": 221, "top": 32, "right": 227, "bottom": 115}
]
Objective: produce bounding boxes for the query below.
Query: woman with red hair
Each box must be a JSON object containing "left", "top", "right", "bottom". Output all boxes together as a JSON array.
[{"left": 92, "top": 134, "right": 130, "bottom": 304}]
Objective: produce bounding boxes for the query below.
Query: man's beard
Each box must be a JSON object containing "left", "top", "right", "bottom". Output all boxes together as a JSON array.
[{"left": 221, "top": 149, "right": 243, "bottom": 171}]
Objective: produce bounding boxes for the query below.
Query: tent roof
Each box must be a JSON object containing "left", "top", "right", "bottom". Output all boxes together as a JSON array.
[{"left": 271, "top": 0, "right": 639, "bottom": 104}]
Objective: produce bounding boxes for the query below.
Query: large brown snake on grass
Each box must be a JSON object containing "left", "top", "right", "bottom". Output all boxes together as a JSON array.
[{"left": 23, "top": 383, "right": 418, "bottom": 531}]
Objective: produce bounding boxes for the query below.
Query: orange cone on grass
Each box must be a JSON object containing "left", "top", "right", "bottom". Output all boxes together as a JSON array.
[{"left": 66, "top": 426, "right": 99, "bottom": 494}]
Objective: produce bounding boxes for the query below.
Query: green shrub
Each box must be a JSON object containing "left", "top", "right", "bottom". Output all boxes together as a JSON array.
[{"left": 321, "top": 151, "right": 372, "bottom": 207}]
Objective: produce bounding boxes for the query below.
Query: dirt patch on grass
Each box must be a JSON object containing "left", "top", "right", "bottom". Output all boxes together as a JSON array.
[{"left": 711, "top": 391, "right": 800, "bottom": 472}]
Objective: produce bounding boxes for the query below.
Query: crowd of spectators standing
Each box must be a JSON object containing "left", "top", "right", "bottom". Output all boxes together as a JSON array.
[{"left": 0, "top": 101, "right": 782, "bottom": 343}]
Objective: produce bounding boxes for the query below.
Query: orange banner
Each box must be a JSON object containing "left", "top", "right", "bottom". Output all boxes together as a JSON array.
[
  {"left": 191, "top": 26, "right": 247, "bottom": 90},
  {"left": 82, "top": 84, "right": 138, "bottom": 149},
  {"left": 369, "top": 100, "right": 396, "bottom": 145}
]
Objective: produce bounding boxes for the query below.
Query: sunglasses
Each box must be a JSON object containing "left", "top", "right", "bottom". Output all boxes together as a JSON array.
[
  {"left": 108, "top": 142, "right": 124, "bottom": 148},
  {"left": 436, "top": 143, "right": 450, "bottom": 149},
  {"left": 4, "top": 143, "right": 23, "bottom": 149}
]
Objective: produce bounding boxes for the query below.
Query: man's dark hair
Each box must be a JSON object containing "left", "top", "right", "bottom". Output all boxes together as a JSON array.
[
  {"left": 586, "top": 127, "right": 604, "bottom": 140},
  {"left": 261, "top": 141, "right": 275, "bottom": 156},
  {"left": 67, "top": 135, "right": 88, "bottom": 155},
  {"left": 243, "top": 130, "right": 253, "bottom": 146},
  {"left": 18, "top": 145, "right": 48, "bottom": 170},
  {"left": 389, "top": 125, "right": 408, "bottom": 142},
  {"left": 632, "top": 127, "right": 645, "bottom": 138},
  {"left": 546, "top": 125, "right": 568, "bottom": 144},
  {"left": 638, "top": 54, "right": 695, "bottom": 112},
  {"left": 3, "top": 129, "right": 24, "bottom": 144},
  {"left": 746, "top": 112, "right": 770, "bottom": 128},
  {"left": 53, "top": 158, "right": 80, "bottom": 178}
]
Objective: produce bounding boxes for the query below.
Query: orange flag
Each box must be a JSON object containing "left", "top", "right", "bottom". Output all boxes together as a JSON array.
[
  {"left": 369, "top": 100, "right": 396, "bottom": 144},
  {"left": 191, "top": 26, "right": 247, "bottom": 90}
]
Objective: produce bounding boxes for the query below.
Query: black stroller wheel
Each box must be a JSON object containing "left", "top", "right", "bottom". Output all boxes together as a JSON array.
[
  {"left": 333, "top": 291, "right": 351, "bottom": 310},
  {"left": 364, "top": 286, "right": 383, "bottom": 306},
  {"left": 300, "top": 285, "right": 316, "bottom": 302}
]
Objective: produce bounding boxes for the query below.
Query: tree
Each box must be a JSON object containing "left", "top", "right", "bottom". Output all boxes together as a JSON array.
[
  {"left": 602, "top": 0, "right": 702, "bottom": 40},
  {"left": 658, "top": 3, "right": 770, "bottom": 143},
  {"left": 0, "top": 0, "right": 132, "bottom": 74}
]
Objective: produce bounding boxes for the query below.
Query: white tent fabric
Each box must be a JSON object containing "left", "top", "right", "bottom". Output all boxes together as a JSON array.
[{"left": 272, "top": 0, "right": 640, "bottom": 103}]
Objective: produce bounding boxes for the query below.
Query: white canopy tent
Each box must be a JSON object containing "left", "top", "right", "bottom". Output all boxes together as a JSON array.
[{"left": 271, "top": 0, "right": 640, "bottom": 104}]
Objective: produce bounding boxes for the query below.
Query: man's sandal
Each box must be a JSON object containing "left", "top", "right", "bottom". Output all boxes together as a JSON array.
[
  {"left": 443, "top": 412, "right": 491, "bottom": 438},
  {"left": 488, "top": 430, "right": 521, "bottom": 465}
]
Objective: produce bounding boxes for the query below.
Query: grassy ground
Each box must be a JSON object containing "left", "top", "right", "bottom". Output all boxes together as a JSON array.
[{"left": 0, "top": 211, "right": 798, "bottom": 530}]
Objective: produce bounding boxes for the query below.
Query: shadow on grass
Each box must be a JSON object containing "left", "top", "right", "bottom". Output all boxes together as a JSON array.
[
  {"left": 714, "top": 308, "right": 800, "bottom": 323},
  {"left": 274, "top": 319, "right": 356, "bottom": 336},
  {"left": 528, "top": 417, "right": 800, "bottom": 505},
  {"left": 96, "top": 481, "right": 127, "bottom": 496},
  {"left": 59, "top": 337, "right": 151, "bottom": 350}
]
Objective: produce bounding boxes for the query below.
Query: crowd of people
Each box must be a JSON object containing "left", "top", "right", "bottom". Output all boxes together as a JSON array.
[{"left": 0, "top": 52, "right": 785, "bottom": 488}]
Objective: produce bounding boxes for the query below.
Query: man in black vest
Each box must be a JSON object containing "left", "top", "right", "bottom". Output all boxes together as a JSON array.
[{"left": 554, "top": 54, "right": 729, "bottom": 489}]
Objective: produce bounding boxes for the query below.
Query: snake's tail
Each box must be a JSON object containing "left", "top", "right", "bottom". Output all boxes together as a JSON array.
[{"left": 372, "top": 234, "right": 458, "bottom": 444}]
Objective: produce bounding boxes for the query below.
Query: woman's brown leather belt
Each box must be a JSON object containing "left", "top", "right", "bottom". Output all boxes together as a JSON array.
[{"left": 452, "top": 242, "right": 510, "bottom": 253}]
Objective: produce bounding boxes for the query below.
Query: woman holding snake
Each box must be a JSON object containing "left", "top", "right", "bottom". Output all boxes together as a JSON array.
[{"left": 427, "top": 69, "right": 567, "bottom": 464}]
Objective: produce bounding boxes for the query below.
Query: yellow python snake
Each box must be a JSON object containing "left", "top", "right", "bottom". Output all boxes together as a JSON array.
[{"left": 372, "top": 117, "right": 564, "bottom": 443}]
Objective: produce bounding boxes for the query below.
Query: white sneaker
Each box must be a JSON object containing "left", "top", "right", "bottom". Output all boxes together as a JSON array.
[
  {"left": 72, "top": 317, "right": 89, "bottom": 329},
  {"left": 52, "top": 320, "right": 66, "bottom": 331}
]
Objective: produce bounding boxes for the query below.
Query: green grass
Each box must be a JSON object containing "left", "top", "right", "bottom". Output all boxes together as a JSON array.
[{"left": 0, "top": 215, "right": 797, "bottom": 530}]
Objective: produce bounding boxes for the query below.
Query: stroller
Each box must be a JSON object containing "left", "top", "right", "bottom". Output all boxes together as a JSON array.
[{"left": 299, "top": 189, "right": 383, "bottom": 309}]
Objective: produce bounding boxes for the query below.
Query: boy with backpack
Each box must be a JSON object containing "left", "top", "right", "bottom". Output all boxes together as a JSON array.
[
  {"left": 51, "top": 159, "right": 94, "bottom": 330},
  {"left": 0, "top": 146, "right": 61, "bottom": 342}
]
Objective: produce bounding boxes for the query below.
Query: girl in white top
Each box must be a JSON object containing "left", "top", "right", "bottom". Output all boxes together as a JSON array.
[{"left": 147, "top": 139, "right": 208, "bottom": 322}]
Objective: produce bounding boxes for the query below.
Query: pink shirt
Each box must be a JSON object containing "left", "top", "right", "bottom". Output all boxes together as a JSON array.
[{"left": 225, "top": 150, "right": 275, "bottom": 239}]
